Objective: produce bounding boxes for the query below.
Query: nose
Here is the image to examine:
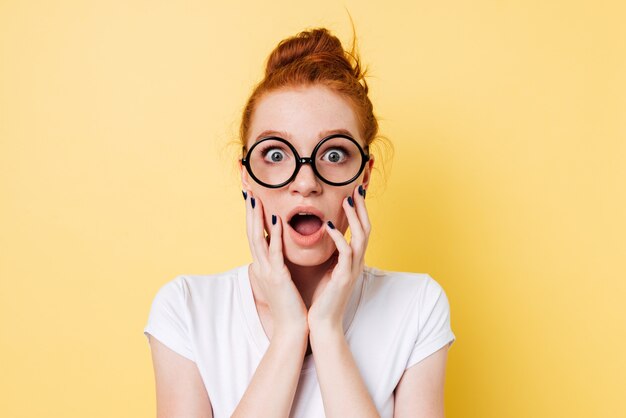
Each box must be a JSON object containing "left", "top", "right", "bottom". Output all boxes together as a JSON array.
[{"left": 288, "top": 161, "right": 322, "bottom": 196}]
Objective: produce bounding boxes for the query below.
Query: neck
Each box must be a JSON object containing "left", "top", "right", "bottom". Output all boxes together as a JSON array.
[
  {"left": 249, "top": 253, "right": 338, "bottom": 310},
  {"left": 285, "top": 255, "right": 337, "bottom": 308}
]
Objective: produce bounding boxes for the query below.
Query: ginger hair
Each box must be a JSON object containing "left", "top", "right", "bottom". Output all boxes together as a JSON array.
[{"left": 239, "top": 28, "right": 379, "bottom": 151}]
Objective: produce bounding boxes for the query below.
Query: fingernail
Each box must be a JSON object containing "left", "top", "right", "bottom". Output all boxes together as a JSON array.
[
  {"left": 358, "top": 185, "right": 364, "bottom": 196},
  {"left": 272, "top": 214, "right": 276, "bottom": 225},
  {"left": 363, "top": 189, "right": 367, "bottom": 199},
  {"left": 242, "top": 190, "right": 247, "bottom": 200},
  {"left": 347, "top": 196, "right": 354, "bottom": 207},
  {"left": 327, "top": 220, "right": 335, "bottom": 229},
  {"left": 251, "top": 197, "right": 256, "bottom": 209}
]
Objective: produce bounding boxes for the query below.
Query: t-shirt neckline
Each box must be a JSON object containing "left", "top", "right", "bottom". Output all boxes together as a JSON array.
[{"left": 237, "top": 263, "right": 367, "bottom": 373}]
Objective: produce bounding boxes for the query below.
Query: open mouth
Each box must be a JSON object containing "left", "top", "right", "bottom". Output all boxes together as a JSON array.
[{"left": 288, "top": 213, "right": 324, "bottom": 236}]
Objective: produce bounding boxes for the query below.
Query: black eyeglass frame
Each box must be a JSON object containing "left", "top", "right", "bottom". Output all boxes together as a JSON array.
[{"left": 240, "top": 133, "right": 370, "bottom": 189}]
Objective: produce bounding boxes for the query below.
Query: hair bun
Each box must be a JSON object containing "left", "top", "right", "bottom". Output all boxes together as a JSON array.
[
  {"left": 265, "top": 28, "right": 353, "bottom": 78},
  {"left": 240, "top": 26, "right": 380, "bottom": 153}
]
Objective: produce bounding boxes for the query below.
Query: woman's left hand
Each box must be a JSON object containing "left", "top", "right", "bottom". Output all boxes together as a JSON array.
[{"left": 308, "top": 184, "right": 370, "bottom": 333}]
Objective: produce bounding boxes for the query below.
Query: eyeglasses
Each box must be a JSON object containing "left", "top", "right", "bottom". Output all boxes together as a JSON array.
[{"left": 240, "top": 134, "right": 370, "bottom": 188}]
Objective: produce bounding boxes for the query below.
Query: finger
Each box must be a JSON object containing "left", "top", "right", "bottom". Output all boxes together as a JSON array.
[
  {"left": 244, "top": 189, "right": 259, "bottom": 262},
  {"left": 325, "top": 220, "right": 352, "bottom": 284},
  {"left": 251, "top": 195, "right": 270, "bottom": 268},
  {"left": 343, "top": 194, "right": 365, "bottom": 254},
  {"left": 352, "top": 184, "right": 371, "bottom": 267},
  {"left": 268, "top": 214, "right": 285, "bottom": 267},
  {"left": 354, "top": 184, "right": 371, "bottom": 239}
]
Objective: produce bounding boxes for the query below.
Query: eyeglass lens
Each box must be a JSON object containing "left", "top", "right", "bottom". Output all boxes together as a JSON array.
[{"left": 247, "top": 137, "right": 363, "bottom": 186}]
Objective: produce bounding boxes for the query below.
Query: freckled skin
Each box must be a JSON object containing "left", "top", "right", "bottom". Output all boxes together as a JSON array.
[{"left": 240, "top": 85, "right": 374, "bottom": 267}]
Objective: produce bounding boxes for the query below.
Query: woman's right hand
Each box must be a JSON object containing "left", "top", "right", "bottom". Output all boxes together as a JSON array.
[{"left": 244, "top": 190, "right": 309, "bottom": 339}]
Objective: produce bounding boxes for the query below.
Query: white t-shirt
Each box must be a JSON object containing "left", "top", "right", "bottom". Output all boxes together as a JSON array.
[{"left": 143, "top": 264, "right": 456, "bottom": 418}]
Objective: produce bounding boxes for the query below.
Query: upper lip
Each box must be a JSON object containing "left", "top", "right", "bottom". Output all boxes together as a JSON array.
[{"left": 286, "top": 205, "right": 326, "bottom": 224}]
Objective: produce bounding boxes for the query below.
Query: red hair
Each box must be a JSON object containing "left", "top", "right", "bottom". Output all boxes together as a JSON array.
[{"left": 240, "top": 28, "right": 379, "bottom": 151}]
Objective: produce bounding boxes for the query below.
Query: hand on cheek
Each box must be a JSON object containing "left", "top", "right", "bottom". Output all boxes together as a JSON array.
[
  {"left": 308, "top": 184, "right": 370, "bottom": 331},
  {"left": 243, "top": 190, "right": 309, "bottom": 337}
]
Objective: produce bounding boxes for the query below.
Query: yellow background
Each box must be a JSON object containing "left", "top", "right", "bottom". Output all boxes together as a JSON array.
[{"left": 1, "top": 1, "right": 624, "bottom": 417}]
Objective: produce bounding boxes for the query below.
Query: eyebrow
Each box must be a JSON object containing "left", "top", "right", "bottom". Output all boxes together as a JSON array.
[{"left": 253, "top": 128, "right": 356, "bottom": 144}]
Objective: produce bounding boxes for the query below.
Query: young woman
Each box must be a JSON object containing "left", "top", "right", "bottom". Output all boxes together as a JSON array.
[{"left": 144, "top": 27, "right": 456, "bottom": 418}]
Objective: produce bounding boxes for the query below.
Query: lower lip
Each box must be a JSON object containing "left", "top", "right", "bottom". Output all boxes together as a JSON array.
[{"left": 287, "top": 220, "right": 326, "bottom": 247}]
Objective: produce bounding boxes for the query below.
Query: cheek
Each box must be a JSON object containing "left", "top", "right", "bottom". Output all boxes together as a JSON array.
[
  {"left": 333, "top": 197, "right": 351, "bottom": 230},
  {"left": 262, "top": 198, "right": 278, "bottom": 220},
  {"left": 250, "top": 191, "right": 277, "bottom": 221}
]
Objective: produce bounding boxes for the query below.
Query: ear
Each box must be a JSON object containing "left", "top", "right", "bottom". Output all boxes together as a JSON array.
[
  {"left": 240, "top": 159, "right": 252, "bottom": 190},
  {"left": 361, "top": 154, "right": 375, "bottom": 189}
]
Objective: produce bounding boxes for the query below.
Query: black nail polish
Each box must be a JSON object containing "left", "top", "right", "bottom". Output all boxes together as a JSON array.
[
  {"left": 347, "top": 196, "right": 354, "bottom": 207},
  {"left": 242, "top": 190, "right": 247, "bottom": 200},
  {"left": 358, "top": 185, "right": 364, "bottom": 196},
  {"left": 272, "top": 214, "right": 276, "bottom": 225},
  {"left": 251, "top": 197, "right": 256, "bottom": 209},
  {"left": 363, "top": 189, "right": 367, "bottom": 199},
  {"left": 327, "top": 220, "right": 335, "bottom": 229}
]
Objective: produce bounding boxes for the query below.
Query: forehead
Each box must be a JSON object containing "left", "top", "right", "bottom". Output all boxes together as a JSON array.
[{"left": 246, "top": 86, "right": 363, "bottom": 150}]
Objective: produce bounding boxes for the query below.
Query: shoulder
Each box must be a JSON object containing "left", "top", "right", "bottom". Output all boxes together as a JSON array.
[
  {"left": 361, "top": 266, "right": 452, "bottom": 327},
  {"left": 153, "top": 265, "right": 243, "bottom": 298},
  {"left": 144, "top": 265, "right": 246, "bottom": 359},
  {"left": 363, "top": 265, "right": 444, "bottom": 303},
  {"left": 147, "top": 265, "right": 245, "bottom": 318}
]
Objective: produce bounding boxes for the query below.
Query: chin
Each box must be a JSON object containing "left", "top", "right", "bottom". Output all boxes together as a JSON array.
[{"left": 283, "top": 244, "right": 335, "bottom": 267}]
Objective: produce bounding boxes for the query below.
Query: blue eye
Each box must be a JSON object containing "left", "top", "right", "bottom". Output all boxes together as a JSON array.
[
  {"left": 259, "top": 146, "right": 289, "bottom": 163},
  {"left": 322, "top": 148, "right": 348, "bottom": 163}
]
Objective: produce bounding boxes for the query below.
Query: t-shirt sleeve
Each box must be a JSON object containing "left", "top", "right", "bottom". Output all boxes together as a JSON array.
[
  {"left": 143, "top": 277, "right": 195, "bottom": 362},
  {"left": 406, "top": 276, "right": 456, "bottom": 369}
]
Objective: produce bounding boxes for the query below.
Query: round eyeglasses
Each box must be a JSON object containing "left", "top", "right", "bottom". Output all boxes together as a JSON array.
[{"left": 241, "top": 134, "right": 370, "bottom": 188}]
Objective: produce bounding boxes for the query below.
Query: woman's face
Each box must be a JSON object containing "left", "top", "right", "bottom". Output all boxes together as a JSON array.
[{"left": 240, "top": 85, "right": 374, "bottom": 267}]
